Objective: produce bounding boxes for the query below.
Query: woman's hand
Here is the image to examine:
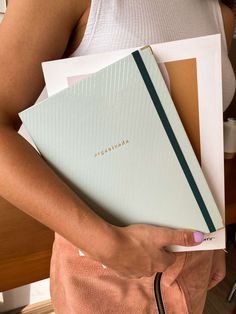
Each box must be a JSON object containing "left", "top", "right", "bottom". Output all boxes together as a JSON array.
[
  {"left": 208, "top": 249, "right": 226, "bottom": 290},
  {"left": 87, "top": 224, "right": 205, "bottom": 279}
]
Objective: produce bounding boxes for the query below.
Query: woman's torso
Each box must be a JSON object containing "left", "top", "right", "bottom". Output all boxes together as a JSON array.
[
  {"left": 50, "top": 2, "right": 235, "bottom": 313},
  {"left": 69, "top": 0, "right": 235, "bottom": 109}
]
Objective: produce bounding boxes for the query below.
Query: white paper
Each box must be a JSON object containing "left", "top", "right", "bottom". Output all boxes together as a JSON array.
[
  {"left": 0, "top": 0, "right": 6, "bottom": 13},
  {"left": 41, "top": 34, "right": 225, "bottom": 251}
]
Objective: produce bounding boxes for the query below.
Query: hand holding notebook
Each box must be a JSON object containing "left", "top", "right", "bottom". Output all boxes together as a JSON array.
[{"left": 19, "top": 46, "right": 224, "bottom": 252}]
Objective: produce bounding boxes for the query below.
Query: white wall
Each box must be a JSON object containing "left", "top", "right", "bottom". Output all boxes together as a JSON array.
[
  {"left": 0, "top": 279, "right": 51, "bottom": 312},
  {"left": 0, "top": 1, "right": 6, "bottom": 12}
]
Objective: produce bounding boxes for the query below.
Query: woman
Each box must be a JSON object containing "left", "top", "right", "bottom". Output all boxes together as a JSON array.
[{"left": 0, "top": 1, "right": 235, "bottom": 313}]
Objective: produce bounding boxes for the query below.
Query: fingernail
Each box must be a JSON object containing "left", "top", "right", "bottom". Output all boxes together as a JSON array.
[{"left": 193, "top": 231, "right": 204, "bottom": 243}]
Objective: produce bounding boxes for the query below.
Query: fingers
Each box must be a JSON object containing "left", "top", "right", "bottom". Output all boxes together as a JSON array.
[
  {"left": 113, "top": 248, "right": 176, "bottom": 280},
  {"left": 162, "top": 228, "right": 205, "bottom": 247},
  {"left": 159, "top": 249, "right": 176, "bottom": 269}
]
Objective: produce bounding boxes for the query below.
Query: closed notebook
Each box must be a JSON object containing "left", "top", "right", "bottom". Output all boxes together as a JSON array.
[{"left": 19, "top": 47, "right": 223, "bottom": 233}]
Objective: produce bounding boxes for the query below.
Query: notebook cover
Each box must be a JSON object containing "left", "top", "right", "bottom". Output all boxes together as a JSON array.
[{"left": 19, "top": 47, "right": 223, "bottom": 233}]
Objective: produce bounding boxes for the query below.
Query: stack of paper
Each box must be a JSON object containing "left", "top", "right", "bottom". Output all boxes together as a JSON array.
[{"left": 19, "top": 46, "right": 223, "bottom": 238}]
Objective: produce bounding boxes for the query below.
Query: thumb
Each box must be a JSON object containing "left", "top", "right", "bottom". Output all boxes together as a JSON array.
[{"left": 163, "top": 229, "right": 205, "bottom": 247}]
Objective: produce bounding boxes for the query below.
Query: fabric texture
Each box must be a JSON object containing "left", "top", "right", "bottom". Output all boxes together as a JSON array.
[
  {"left": 50, "top": 1, "right": 235, "bottom": 313},
  {"left": 50, "top": 233, "right": 213, "bottom": 314},
  {"left": 71, "top": 0, "right": 235, "bottom": 110}
]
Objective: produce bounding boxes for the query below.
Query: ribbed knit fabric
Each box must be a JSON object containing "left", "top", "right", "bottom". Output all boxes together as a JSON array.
[{"left": 71, "top": 0, "right": 236, "bottom": 110}]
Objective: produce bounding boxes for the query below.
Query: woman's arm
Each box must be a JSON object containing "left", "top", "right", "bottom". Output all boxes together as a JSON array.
[{"left": 0, "top": 0, "right": 115, "bottom": 259}]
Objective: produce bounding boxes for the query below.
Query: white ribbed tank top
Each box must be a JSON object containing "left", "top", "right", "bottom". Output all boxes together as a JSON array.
[{"left": 71, "top": 0, "right": 235, "bottom": 110}]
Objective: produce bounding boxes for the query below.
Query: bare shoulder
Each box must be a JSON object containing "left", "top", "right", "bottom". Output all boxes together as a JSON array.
[
  {"left": 1, "top": 0, "right": 87, "bottom": 57},
  {"left": 0, "top": 0, "right": 88, "bottom": 129},
  {"left": 219, "top": 2, "right": 235, "bottom": 50}
]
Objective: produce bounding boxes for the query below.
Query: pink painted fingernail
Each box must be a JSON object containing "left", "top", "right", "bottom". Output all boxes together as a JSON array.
[{"left": 193, "top": 231, "right": 204, "bottom": 243}]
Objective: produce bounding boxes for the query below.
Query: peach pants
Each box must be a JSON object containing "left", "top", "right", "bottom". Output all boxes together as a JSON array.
[{"left": 50, "top": 232, "right": 213, "bottom": 314}]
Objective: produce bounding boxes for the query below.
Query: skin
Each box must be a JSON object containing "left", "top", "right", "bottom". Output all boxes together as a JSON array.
[{"left": 0, "top": 0, "right": 234, "bottom": 280}]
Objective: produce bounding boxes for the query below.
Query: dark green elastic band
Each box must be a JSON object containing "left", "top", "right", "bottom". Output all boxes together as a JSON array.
[{"left": 132, "top": 49, "right": 216, "bottom": 233}]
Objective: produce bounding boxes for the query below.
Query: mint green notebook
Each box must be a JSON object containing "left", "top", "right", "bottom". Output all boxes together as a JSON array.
[{"left": 19, "top": 47, "right": 223, "bottom": 233}]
